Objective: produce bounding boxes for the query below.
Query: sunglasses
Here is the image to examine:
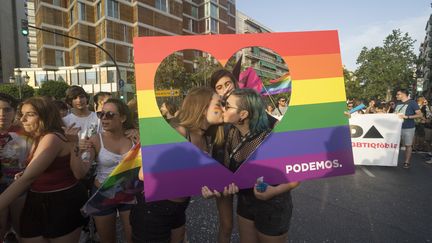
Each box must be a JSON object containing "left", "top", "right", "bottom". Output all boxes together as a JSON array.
[{"left": 96, "top": 111, "right": 118, "bottom": 119}]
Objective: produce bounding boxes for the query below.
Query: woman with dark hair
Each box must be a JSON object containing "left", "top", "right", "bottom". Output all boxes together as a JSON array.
[
  {"left": 204, "top": 89, "right": 299, "bottom": 243},
  {"left": 0, "top": 97, "right": 88, "bottom": 242},
  {"left": 207, "top": 69, "right": 279, "bottom": 243},
  {"left": 130, "top": 87, "right": 224, "bottom": 243},
  {"left": 71, "top": 98, "right": 135, "bottom": 243}
]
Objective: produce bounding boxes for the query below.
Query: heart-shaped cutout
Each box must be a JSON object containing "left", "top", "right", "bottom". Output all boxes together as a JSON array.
[{"left": 154, "top": 48, "right": 291, "bottom": 173}]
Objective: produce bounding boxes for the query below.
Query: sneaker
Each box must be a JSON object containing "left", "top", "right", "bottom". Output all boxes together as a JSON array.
[
  {"left": 403, "top": 162, "right": 411, "bottom": 169},
  {"left": 426, "top": 159, "right": 432, "bottom": 164}
]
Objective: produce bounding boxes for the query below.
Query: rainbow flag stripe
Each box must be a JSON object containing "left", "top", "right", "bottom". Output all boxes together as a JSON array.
[
  {"left": 134, "top": 31, "right": 354, "bottom": 201},
  {"left": 81, "top": 143, "right": 143, "bottom": 215}
]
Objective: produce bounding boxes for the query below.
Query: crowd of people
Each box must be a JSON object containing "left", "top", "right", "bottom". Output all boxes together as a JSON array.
[
  {"left": 347, "top": 88, "right": 432, "bottom": 169},
  {"left": 0, "top": 68, "right": 298, "bottom": 243}
]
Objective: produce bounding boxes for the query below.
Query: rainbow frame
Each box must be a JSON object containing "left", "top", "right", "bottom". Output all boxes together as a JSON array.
[{"left": 134, "top": 31, "right": 355, "bottom": 201}]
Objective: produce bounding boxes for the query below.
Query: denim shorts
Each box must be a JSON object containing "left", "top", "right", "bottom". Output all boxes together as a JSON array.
[
  {"left": 90, "top": 185, "right": 133, "bottom": 216},
  {"left": 237, "top": 189, "right": 293, "bottom": 236}
]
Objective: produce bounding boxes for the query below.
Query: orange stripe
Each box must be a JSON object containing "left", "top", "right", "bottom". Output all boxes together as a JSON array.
[
  {"left": 285, "top": 54, "right": 343, "bottom": 80},
  {"left": 135, "top": 63, "right": 159, "bottom": 90}
]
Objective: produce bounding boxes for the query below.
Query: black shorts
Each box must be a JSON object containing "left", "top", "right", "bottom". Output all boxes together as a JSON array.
[
  {"left": 237, "top": 189, "right": 293, "bottom": 236},
  {"left": 129, "top": 198, "right": 190, "bottom": 243},
  {"left": 20, "top": 183, "right": 89, "bottom": 238}
]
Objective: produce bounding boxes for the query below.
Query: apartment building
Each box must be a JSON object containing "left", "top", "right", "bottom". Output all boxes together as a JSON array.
[
  {"left": 34, "top": 0, "right": 236, "bottom": 70},
  {"left": 236, "top": 10, "right": 288, "bottom": 81},
  {"left": 418, "top": 14, "right": 432, "bottom": 96}
]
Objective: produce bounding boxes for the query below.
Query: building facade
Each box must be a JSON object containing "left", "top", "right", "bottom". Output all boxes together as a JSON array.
[
  {"left": 0, "top": 0, "right": 30, "bottom": 83},
  {"left": 236, "top": 10, "right": 288, "bottom": 81},
  {"left": 33, "top": 0, "right": 236, "bottom": 71},
  {"left": 418, "top": 14, "right": 432, "bottom": 96}
]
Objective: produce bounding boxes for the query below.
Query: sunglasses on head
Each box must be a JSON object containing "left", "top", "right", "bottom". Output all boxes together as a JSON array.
[{"left": 96, "top": 111, "right": 118, "bottom": 119}]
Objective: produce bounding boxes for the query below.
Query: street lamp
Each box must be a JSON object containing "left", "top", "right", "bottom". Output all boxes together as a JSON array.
[{"left": 9, "top": 68, "right": 29, "bottom": 100}]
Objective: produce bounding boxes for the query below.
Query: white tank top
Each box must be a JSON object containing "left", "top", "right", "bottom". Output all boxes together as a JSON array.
[{"left": 95, "top": 133, "right": 133, "bottom": 183}]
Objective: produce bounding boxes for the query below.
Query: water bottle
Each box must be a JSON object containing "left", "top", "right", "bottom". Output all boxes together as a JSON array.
[{"left": 80, "top": 124, "right": 97, "bottom": 163}]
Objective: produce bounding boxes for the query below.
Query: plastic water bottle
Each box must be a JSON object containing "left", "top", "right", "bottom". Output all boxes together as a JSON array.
[{"left": 80, "top": 124, "right": 97, "bottom": 163}]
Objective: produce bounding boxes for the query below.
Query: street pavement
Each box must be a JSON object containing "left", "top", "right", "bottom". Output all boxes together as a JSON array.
[{"left": 185, "top": 151, "right": 432, "bottom": 243}]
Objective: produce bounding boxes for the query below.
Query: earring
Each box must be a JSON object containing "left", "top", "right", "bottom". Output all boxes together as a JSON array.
[{"left": 238, "top": 118, "right": 244, "bottom": 125}]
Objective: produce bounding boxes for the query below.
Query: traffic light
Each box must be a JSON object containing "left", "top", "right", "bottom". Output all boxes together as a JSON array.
[{"left": 21, "top": 19, "right": 29, "bottom": 36}]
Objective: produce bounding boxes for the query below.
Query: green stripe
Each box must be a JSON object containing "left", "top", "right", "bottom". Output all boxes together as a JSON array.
[
  {"left": 139, "top": 118, "right": 186, "bottom": 146},
  {"left": 274, "top": 101, "right": 349, "bottom": 132},
  {"left": 102, "top": 167, "right": 141, "bottom": 189},
  {"left": 139, "top": 101, "right": 349, "bottom": 146}
]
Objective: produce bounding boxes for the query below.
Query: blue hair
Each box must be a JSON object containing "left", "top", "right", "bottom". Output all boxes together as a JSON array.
[{"left": 230, "top": 88, "right": 269, "bottom": 134}]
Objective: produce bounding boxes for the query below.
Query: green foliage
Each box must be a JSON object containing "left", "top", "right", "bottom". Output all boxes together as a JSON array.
[
  {"left": 36, "top": 80, "right": 70, "bottom": 100},
  {"left": 344, "top": 67, "right": 362, "bottom": 100},
  {"left": 355, "top": 29, "right": 416, "bottom": 101},
  {"left": 0, "top": 84, "right": 34, "bottom": 101}
]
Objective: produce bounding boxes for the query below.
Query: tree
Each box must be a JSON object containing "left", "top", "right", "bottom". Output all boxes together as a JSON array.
[
  {"left": 355, "top": 29, "right": 416, "bottom": 101},
  {"left": 344, "top": 67, "right": 362, "bottom": 100},
  {"left": 0, "top": 84, "right": 34, "bottom": 101},
  {"left": 36, "top": 80, "right": 70, "bottom": 100}
]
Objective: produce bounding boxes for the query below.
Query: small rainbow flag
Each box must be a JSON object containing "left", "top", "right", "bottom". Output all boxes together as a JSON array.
[
  {"left": 261, "top": 74, "right": 292, "bottom": 96},
  {"left": 81, "top": 143, "right": 143, "bottom": 216}
]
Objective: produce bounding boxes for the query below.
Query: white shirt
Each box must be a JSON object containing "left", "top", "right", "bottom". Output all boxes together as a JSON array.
[{"left": 63, "top": 112, "right": 100, "bottom": 139}]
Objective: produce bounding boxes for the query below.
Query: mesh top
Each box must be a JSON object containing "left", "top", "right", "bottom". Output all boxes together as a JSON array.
[{"left": 225, "top": 127, "right": 270, "bottom": 172}]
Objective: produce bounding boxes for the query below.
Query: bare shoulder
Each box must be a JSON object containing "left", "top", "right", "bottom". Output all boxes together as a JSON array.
[{"left": 175, "top": 125, "right": 187, "bottom": 137}]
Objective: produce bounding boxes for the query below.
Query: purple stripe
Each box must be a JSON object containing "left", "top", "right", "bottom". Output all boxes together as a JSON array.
[
  {"left": 262, "top": 87, "right": 292, "bottom": 95},
  {"left": 143, "top": 150, "right": 354, "bottom": 202},
  {"left": 142, "top": 126, "right": 352, "bottom": 173}
]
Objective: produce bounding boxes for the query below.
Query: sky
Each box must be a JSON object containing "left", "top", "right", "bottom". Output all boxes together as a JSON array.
[{"left": 236, "top": 0, "right": 431, "bottom": 71}]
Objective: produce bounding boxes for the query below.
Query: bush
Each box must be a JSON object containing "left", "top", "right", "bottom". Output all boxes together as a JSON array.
[
  {"left": 0, "top": 84, "right": 34, "bottom": 101},
  {"left": 36, "top": 80, "right": 70, "bottom": 100}
]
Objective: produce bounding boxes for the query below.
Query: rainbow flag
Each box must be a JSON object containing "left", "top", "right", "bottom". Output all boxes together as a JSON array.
[
  {"left": 269, "top": 73, "right": 290, "bottom": 83},
  {"left": 261, "top": 77, "right": 291, "bottom": 96},
  {"left": 81, "top": 143, "right": 143, "bottom": 216}
]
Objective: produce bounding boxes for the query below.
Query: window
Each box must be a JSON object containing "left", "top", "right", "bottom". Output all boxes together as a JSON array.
[
  {"left": 53, "top": 0, "right": 62, "bottom": 7},
  {"left": 78, "top": 2, "right": 85, "bottom": 21},
  {"left": 55, "top": 50, "right": 64, "bottom": 66},
  {"left": 107, "top": 0, "right": 119, "bottom": 18},
  {"left": 191, "top": 6, "right": 198, "bottom": 18},
  {"left": 155, "top": 0, "right": 167, "bottom": 12},
  {"left": 96, "top": 2, "right": 101, "bottom": 20},
  {"left": 210, "top": 3, "right": 218, "bottom": 18},
  {"left": 211, "top": 18, "right": 218, "bottom": 32},
  {"left": 70, "top": 5, "right": 74, "bottom": 23}
]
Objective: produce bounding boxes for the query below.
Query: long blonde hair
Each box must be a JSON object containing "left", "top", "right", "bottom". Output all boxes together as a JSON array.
[{"left": 177, "top": 87, "right": 224, "bottom": 145}]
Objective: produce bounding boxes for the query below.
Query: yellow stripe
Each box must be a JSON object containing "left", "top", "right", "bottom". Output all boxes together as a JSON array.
[
  {"left": 290, "top": 77, "right": 346, "bottom": 106},
  {"left": 137, "top": 90, "right": 162, "bottom": 118}
]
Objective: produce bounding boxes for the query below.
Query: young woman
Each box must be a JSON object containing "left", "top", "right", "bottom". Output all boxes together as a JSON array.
[
  {"left": 130, "top": 87, "right": 224, "bottom": 243},
  {"left": 0, "top": 97, "right": 88, "bottom": 243},
  {"left": 71, "top": 98, "right": 136, "bottom": 243},
  {"left": 211, "top": 89, "right": 299, "bottom": 243}
]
